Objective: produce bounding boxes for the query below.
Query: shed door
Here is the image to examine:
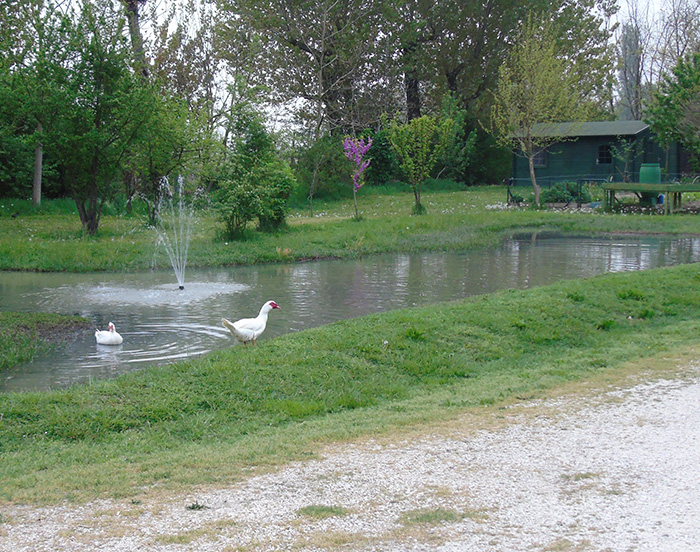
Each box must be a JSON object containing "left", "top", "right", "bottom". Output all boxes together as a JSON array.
[{"left": 594, "top": 143, "right": 614, "bottom": 179}]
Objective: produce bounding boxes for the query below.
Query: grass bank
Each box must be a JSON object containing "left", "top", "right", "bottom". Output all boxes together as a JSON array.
[
  {"left": 1, "top": 263, "right": 700, "bottom": 504},
  {"left": 0, "top": 312, "right": 91, "bottom": 371},
  {"left": 2, "top": 185, "right": 700, "bottom": 272}
]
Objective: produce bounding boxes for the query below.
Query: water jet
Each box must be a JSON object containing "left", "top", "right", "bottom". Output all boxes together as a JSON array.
[{"left": 153, "top": 176, "right": 196, "bottom": 290}]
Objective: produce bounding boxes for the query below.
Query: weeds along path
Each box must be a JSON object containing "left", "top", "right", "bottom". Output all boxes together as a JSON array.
[{"left": 2, "top": 360, "right": 699, "bottom": 551}]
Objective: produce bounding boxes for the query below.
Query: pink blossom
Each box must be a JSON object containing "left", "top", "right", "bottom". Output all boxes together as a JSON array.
[{"left": 343, "top": 136, "right": 373, "bottom": 191}]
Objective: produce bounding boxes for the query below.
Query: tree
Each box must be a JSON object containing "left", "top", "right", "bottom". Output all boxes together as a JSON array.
[
  {"left": 130, "top": 89, "right": 204, "bottom": 226},
  {"left": 645, "top": 52, "right": 700, "bottom": 169},
  {"left": 437, "top": 93, "right": 477, "bottom": 183},
  {"left": 1, "top": 1, "right": 70, "bottom": 205},
  {"left": 652, "top": 0, "right": 700, "bottom": 83},
  {"left": 386, "top": 115, "right": 453, "bottom": 215},
  {"left": 490, "top": 17, "right": 591, "bottom": 206},
  {"left": 617, "top": 21, "right": 645, "bottom": 120},
  {"left": 121, "top": 0, "right": 149, "bottom": 79},
  {"left": 217, "top": 0, "right": 382, "bottom": 216},
  {"left": 219, "top": 0, "right": 378, "bottom": 135},
  {"left": 217, "top": 82, "right": 293, "bottom": 238},
  {"left": 40, "top": 0, "right": 151, "bottom": 235},
  {"left": 413, "top": 0, "right": 534, "bottom": 116}
]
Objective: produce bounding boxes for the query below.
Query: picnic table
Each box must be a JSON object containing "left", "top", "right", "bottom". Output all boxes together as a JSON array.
[{"left": 602, "top": 181, "right": 700, "bottom": 214}]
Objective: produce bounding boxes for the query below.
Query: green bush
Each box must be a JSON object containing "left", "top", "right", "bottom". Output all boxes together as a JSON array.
[
  {"left": 292, "top": 135, "right": 351, "bottom": 203},
  {"left": 257, "top": 160, "right": 295, "bottom": 232},
  {"left": 364, "top": 129, "right": 399, "bottom": 186},
  {"left": 217, "top": 179, "right": 262, "bottom": 239},
  {"left": 541, "top": 181, "right": 592, "bottom": 204},
  {"left": 218, "top": 159, "right": 295, "bottom": 239}
]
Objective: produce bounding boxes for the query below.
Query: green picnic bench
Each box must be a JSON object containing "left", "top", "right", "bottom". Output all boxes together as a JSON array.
[{"left": 602, "top": 181, "right": 700, "bottom": 214}]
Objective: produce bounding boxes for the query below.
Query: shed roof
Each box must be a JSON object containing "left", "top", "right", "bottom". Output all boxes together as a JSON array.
[{"left": 531, "top": 120, "right": 649, "bottom": 138}]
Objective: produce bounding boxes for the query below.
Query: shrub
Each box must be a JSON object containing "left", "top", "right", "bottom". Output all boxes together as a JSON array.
[
  {"left": 364, "top": 129, "right": 399, "bottom": 186},
  {"left": 217, "top": 179, "right": 262, "bottom": 239},
  {"left": 541, "top": 181, "right": 592, "bottom": 204},
  {"left": 293, "top": 135, "right": 350, "bottom": 203},
  {"left": 217, "top": 158, "right": 295, "bottom": 238},
  {"left": 257, "top": 160, "right": 295, "bottom": 232}
]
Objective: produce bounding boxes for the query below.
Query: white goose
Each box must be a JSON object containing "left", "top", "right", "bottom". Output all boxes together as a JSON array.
[
  {"left": 222, "top": 300, "right": 280, "bottom": 346},
  {"left": 95, "top": 322, "right": 123, "bottom": 345}
]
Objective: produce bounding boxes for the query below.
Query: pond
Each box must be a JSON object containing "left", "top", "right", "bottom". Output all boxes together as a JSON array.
[{"left": 1, "top": 234, "right": 699, "bottom": 392}]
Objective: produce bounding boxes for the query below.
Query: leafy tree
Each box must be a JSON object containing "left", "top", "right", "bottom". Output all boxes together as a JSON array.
[
  {"left": 437, "top": 93, "right": 477, "bottom": 183},
  {"left": 490, "top": 16, "right": 590, "bottom": 206},
  {"left": 130, "top": 90, "right": 205, "bottom": 226},
  {"left": 39, "top": 0, "right": 152, "bottom": 235},
  {"left": 363, "top": 129, "right": 399, "bottom": 186},
  {"left": 646, "top": 52, "right": 700, "bottom": 169},
  {"left": 414, "top": 0, "right": 534, "bottom": 116},
  {"left": 219, "top": 0, "right": 379, "bottom": 135},
  {"left": 386, "top": 115, "right": 453, "bottom": 214},
  {"left": 126, "top": 2, "right": 222, "bottom": 217},
  {"left": 217, "top": 179, "right": 262, "bottom": 238},
  {"left": 217, "top": 82, "right": 293, "bottom": 237},
  {"left": 217, "top": 159, "right": 295, "bottom": 238},
  {"left": 1, "top": 1, "right": 70, "bottom": 204},
  {"left": 380, "top": 0, "right": 439, "bottom": 121},
  {"left": 550, "top": 0, "right": 617, "bottom": 116}
]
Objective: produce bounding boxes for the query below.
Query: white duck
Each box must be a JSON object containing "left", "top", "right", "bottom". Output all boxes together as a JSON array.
[
  {"left": 95, "top": 322, "right": 123, "bottom": 345},
  {"left": 222, "top": 300, "right": 280, "bottom": 346}
]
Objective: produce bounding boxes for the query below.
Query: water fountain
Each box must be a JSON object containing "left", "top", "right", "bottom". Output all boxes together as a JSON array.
[{"left": 153, "top": 176, "right": 195, "bottom": 290}]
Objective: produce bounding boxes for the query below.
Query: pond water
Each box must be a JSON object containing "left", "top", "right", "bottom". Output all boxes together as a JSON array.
[{"left": 2, "top": 234, "right": 699, "bottom": 393}]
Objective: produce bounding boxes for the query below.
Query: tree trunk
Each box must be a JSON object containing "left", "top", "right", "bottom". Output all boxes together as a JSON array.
[
  {"left": 528, "top": 154, "right": 541, "bottom": 206},
  {"left": 412, "top": 182, "right": 424, "bottom": 214},
  {"left": 123, "top": 0, "right": 149, "bottom": 79},
  {"left": 32, "top": 122, "right": 43, "bottom": 206},
  {"left": 405, "top": 72, "right": 421, "bottom": 121},
  {"left": 74, "top": 177, "right": 102, "bottom": 236},
  {"left": 75, "top": 198, "right": 101, "bottom": 236}
]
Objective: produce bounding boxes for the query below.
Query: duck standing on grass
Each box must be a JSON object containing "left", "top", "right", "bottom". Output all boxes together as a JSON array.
[
  {"left": 95, "top": 322, "right": 123, "bottom": 345},
  {"left": 222, "top": 300, "right": 280, "bottom": 346}
]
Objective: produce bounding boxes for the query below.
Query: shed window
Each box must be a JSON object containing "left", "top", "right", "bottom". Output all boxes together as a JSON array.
[
  {"left": 598, "top": 144, "right": 612, "bottom": 164},
  {"left": 533, "top": 149, "right": 547, "bottom": 167}
]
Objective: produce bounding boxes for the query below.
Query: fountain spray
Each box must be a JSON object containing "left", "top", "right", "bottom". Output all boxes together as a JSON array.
[{"left": 154, "top": 176, "right": 195, "bottom": 290}]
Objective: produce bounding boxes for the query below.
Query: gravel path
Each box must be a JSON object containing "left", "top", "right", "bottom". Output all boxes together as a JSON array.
[{"left": 2, "top": 368, "right": 699, "bottom": 551}]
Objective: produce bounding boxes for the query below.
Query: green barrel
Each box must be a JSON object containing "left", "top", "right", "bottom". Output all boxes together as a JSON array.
[
  {"left": 639, "top": 163, "right": 661, "bottom": 184},
  {"left": 639, "top": 163, "right": 662, "bottom": 206}
]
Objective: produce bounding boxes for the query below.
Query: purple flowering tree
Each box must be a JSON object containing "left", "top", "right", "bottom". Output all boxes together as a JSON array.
[{"left": 343, "top": 136, "right": 373, "bottom": 219}]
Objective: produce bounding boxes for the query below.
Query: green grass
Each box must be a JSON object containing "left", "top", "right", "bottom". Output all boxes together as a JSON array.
[
  {"left": 398, "top": 507, "right": 466, "bottom": 525},
  {"left": 1, "top": 263, "right": 700, "bottom": 503},
  {"left": 296, "top": 505, "right": 349, "bottom": 519},
  {"left": 2, "top": 185, "right": 700, "bottom": 272}
]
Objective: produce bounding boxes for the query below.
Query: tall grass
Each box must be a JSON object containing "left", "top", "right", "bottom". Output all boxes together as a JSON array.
[{"left": 1, "top": 264, "right": 699, "bottom": 503}]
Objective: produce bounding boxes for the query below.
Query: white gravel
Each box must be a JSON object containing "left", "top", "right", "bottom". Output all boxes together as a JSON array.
[{"left": 2, "top": 368, "right": 700, "bottom": 551}]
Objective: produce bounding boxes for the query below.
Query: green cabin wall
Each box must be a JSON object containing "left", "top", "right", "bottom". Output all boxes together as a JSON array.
[{"left": 512, "top": 129, "right": 682, "bottom": 185}]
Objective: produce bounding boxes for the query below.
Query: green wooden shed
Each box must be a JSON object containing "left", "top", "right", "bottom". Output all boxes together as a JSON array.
[{"left": 510, "top": 120, "right": 686, "bottom": 187}]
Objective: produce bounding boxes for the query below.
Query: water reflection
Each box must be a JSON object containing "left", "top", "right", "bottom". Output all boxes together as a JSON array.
[{"left": 1, "top": 234, "right": 699, "bottom": 392}]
